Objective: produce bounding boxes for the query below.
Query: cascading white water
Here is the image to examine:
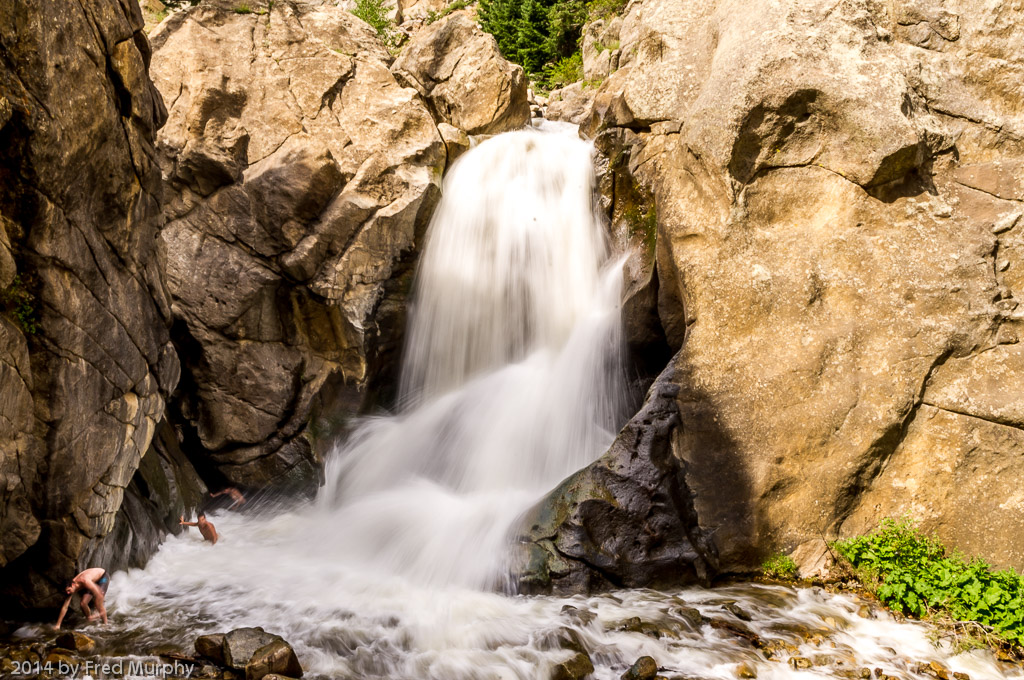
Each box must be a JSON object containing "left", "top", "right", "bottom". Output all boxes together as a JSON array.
[
  {"left": 47, "top": 124, "right": 1024, "bottom": 680},
  {"left": 315, "top": 126, "right": 627, "bottom": 590}
]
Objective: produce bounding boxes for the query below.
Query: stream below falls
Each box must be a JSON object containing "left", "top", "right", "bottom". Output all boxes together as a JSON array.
[{"left": 11, "top": 123, "right": 1024, "bottom": 680}]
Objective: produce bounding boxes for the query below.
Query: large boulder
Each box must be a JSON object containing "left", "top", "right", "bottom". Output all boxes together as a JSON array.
[
  {"left": 515, "top": 365, "right": 718, "bottom": 593},
  {"left": 0, "top": 0, "right": 204, "bottom": 611},
  {"left": 392, "top": 12, "right": 530, "bottom": 135},
  {"left": 150, "top": 0, "right": 446, "bottom": 489},
  {"left": 585, "top": 0, "right": 1024, "bottom": 573},
  {"left": 545, "top": 83, "right": 597, "bottom": 126}
]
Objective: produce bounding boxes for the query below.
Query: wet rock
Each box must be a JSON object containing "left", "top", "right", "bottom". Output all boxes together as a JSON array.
[
  {"left": 195, "top": 633, "right": 226, "bottom": 664},
  {"left": 43, "top": 651, "right": 79, "bottom": 667},
  {"left": 245, "top": 639, "right": 303, "bottom": 680},
  {"left": 55, "top": 632, "right": 95, "bottom": 654},
  {"left": 551, "top": 651, "right": 595, "bottom": 680},
  {"left": 391, "top": 12, "right": 529, "bottom": 135},
  {"left": 736, "top": 661, "right": 758, "bottom": 678},
  {"left": 918, "top": 661, "right": 952, "bottom": 680},
  {"left": 222, "top": 628, "right": 280, "bottom": 669},
  {"left": 515, "top": 366, "right": 718, "bottom": 594},
  {"left": 617, "top": 617, "right": 645, "bottom": 633},
  {"left": 723, "top": 603, "right": 752, "bottom": 621},
  {"left": 790, "top": 657, "right": 813, "bottom": 669},
  {"left": 623, "top": 656, "right": 659, "bottom": 680},
  {"left": 677, "top": 607, "right": 705, "bottom": 629},
  {"left": 758, "top": 639, "right": 799, "bottom": 660},
  {"left": 553, "top": 627, "right": 587, "bottom": 655},
  {"left": 709, "top": 619, "right": 762, "bottom": 648},
  {"left": 561, "top": 605, "right": 597, "bottom": 626}
]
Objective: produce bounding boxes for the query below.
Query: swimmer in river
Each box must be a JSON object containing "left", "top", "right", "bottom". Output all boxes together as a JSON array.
[
  {"left": 180, "top": 512, "right": 218, "bottom": 544},
  {"left": 54, "top": 567, "right": 109, "bottom": 629},
  {"left": 210, "top": 486, "right": 246, "bottom": 510}
]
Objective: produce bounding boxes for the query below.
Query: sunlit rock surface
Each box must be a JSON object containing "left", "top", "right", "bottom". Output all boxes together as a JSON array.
[
  {"left": 584, "top": 0, "right": 1024, "bottom": 573},
  {"left": 150, "top": 0, "right": 446, "bottom": 489},
  {"left": 392, "top": 12, "right": 531, "bottom": 136}
]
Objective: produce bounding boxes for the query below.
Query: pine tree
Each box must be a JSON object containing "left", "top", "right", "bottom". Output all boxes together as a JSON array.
[
  {"left": 480, "top": 0, "right": 523, "bottom": 61},
  {"left": 516, "top": 0, "right": 551, "bottom": 74}
]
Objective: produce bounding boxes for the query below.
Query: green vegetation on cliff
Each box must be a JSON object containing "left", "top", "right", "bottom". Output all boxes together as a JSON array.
[
  {"left": 352, "top": 0, "right": 399, "bottom": 48},
  {"left": 835, "top": 518, "right": 1024, "bottom": 650},
  {"left": 0, "top": 275, "right": 38, "bottom": 335},
  {"left": 478, "top": 0, "right": 625, "bottom": 87}
]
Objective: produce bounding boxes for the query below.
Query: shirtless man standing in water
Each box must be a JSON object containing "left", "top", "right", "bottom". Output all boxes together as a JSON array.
[
  {"left": 54, "top": 567, "right": 109, "bottom": 629},
  {"left": 180, "top": 512, "right": 218, "bottom": 544}
]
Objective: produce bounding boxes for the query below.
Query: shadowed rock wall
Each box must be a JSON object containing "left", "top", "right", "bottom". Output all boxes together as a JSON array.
[{"left": 0, "top": 0, "right": 204, "bottom": 612}]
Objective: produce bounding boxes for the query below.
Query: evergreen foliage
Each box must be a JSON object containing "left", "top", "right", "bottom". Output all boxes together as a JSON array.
[
  {"left": 478, "top": 0, "right": 587, "bottom": 86},
  {"left": 835, "top": 517, "right": 1024, "bottom": 649}
]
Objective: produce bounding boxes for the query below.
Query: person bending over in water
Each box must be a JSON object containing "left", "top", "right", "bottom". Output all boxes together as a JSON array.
[
  {"left": 210, "top": 486, "right": 246, "bottom": 510},
  {"left": 180, "top": 512, "right": 218, "bottom": 544},
  {"left": 54, "top": 567, "right": 109, "bottom": 629}
]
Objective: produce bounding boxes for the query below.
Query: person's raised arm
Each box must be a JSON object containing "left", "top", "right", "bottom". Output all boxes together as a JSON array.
[
  {"left": 54, "top": 594, "right": 73, "bottom": 630},
  {"left": 179, "top": 515, "right": 198, "bottom": 527}
]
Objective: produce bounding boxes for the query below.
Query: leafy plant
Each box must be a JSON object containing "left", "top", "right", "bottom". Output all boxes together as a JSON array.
[
  {"left": 539, "top": 52, "right": 582, "bottom": 90},
  {"left": 233, "top": 3, "right": 252, "bottom": 13},
  {"left": 762, "top": 554, "right": 799, "bottom": 580},
  {"left": 1, "top": 275, "right": 39, "bottom": 335},
  {"left": 351, "top": 0, "right": 399, "bottom": 48},
  {"left": 425, "top": 0, "right": 472, "bottom": 25},
  {"left": 834, "top": 517, "right": 1024, "bottom": 649},
  {"left": 586, "top": 0, "right": 627, "bottom": 20}
]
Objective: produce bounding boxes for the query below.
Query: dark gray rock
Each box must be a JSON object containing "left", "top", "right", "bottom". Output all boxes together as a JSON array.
[
  {"left": 223, "top": 628, "right": 280, "bottom": 669},
  {"left": 514, "top": 363, "right": 718, "bottom": 594},
  {"left": 0, "top": 0, "right": 203, "bottom": 612}
]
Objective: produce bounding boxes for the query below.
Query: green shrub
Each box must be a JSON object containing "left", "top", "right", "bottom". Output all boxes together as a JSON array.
[
  {"left": 762, "top": 554, "right": 799, "bottom": 580},
  {"left": 351, "top": 0, "right": 399, "bottom": 48},
  {"left": 0, "top": 275, "right": 39, "bottom": 335},
  {"left": 834, "top": 517, "right": 1024, "bottom": 649},
  {"left": 539, "top": 52, "right": 582, "bottom": 90},
  {"left": 233, "top": 3, "right": 252, "bottom": 13},
  {"left": 425, "top": 0, "right": 472, "bottom": 24},
  {"left": 586, "top": 0, "right": 626, "bottom": 20}
]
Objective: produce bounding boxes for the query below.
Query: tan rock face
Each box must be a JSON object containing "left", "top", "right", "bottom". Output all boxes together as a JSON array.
[
  {"left": 392, "top": 12, "right": 530, "bottom": 135},
  {"left": 150, "top": 0, "right": 445, "bottom": 488},
  {"left": 0, "top": 0, "right": 204, "bottom": 608},
  {"left": 587, "top": 0, "right": 1024, "bottom": 572},
  {"left": 545, "top": 83, "right": 597, "bottom": 126},
  {"left": 581, "top": 17, "right": 621, "bottom": 83}
]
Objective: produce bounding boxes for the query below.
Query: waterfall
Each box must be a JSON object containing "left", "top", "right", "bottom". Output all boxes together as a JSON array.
[
  {"left": 94, "top": 125, "right": 1017, "bottom": 680},
  {"left": 317, "top": 126, "right": 628, "bottom": 589}
]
